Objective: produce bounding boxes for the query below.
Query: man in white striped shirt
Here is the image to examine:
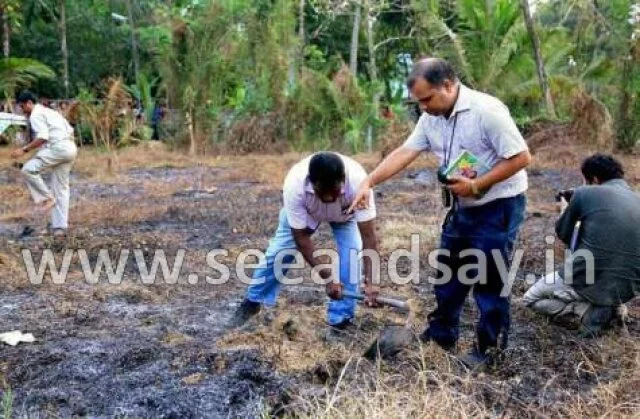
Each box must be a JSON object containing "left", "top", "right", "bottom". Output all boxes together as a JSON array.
[{"left": 231, "top": 152, "right": 380, "bottom": 330}]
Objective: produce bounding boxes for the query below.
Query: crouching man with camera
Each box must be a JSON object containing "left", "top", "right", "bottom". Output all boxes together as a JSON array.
[{"left": 523, "top": 154, "right": 640, "bottom": 337}]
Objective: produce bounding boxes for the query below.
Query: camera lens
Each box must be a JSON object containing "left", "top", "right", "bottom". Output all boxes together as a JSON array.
[{"left": 437, "top": 165, "right": 450, "bottom": 184}]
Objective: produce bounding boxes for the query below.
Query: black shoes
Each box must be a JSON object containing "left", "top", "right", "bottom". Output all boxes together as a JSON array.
[
  {"left": 229, "top": 299, "right": 261, "bottom": 329},
  {"left": 458, "top": 350, "right": 492, "bottom": 371},
  {"left": 330, "top": 318, "right": 354, "bottom": 331},
  {"left": 419, "top": 328, "right": 457, "bottom": 352},
  {"left": 323, "top": 318, "right": 355, "bottom": 343},
  {"left": 579, "top": 305, "right": 616, "bottom": 338}
]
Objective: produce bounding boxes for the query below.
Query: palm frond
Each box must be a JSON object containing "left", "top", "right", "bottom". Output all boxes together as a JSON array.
[
  {"left": 0, "top": 58, "right": 56, "bottom": 97},
  {"left": 418, "top": 11, "right": 475, "bottom": 87},
  {"left": 482, "top": 17, "right": 527, "bottom": 89}
]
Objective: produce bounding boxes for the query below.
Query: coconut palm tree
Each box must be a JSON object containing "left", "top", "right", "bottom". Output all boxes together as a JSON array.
[{"left": 411, "top": 0, "right": 579, "bottom": 117}]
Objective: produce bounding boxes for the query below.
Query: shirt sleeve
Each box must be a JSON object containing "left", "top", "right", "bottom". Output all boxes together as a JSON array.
[
  {"left": 480, "top": 103, "right": 528, "bottom": 159},
  {"left": 402, "top": 115, "right": 431, "bottom": 152},
  {"left": 29, "top": 111, "right": 50, "bottom": 141},
  {"left": 282, "top": 171, "right": 308, "bottom": 230},
  {"left": 555, "top": 190, "right": 583, "bottom": 245},
  {"left": 348, "top": 161, "right": 376, "bottom": 223}
]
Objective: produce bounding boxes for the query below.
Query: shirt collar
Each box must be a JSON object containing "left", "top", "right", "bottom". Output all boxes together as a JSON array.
[
  {"left": 451, "top": 83, "right": 472, "bottom": 116},
  {"left": 602, "top": 179, "right": 630, "bottom": 190},
  {"left": 32, "top": 103, "right": 45, "bottom": 115},
  {"left": 304, "top": 178, "right": 315, "bottom": 193}
]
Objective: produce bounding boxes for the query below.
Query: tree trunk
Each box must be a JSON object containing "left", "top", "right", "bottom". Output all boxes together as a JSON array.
[
  {"left": 349, "top": 0, "right": 362, "bottom": 76},
  {"left": 616, "top": 42, "right": 637, "bottom": 150},
  {"left": 126, "top": 0, "right": 140, "bottom": 83},
  {"left": 364, "top": 3, "right": 378, "bottom": 84},
  {"left": 298, "top": 0, "right": 305, "bottom": 63},
  {"left": 287, "top": 0, "right": 305, "bottom": 88},
  {"left": 364, "top": 0, "right": 379, "bottom": 152},
  {"left": 520, "top": 0, "right": 556, "bottom": 118},
  {"left": 59, "top": 0, "right": 70, "bottom": 98},
  {"left": 1, "top": 7, "right": 9, "bottom": 58},
  {"left": 187, "top": 110, "right": 196, "bottom": 156}
]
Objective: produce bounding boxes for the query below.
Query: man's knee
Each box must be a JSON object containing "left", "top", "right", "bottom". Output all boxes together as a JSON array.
[
  {"left": 522, "top": 286, "right": 540, "bottom": 307},
  {"left": 529, "top": 299, "right": 568, "bottom": 317},
  {"left": 21, "top": 160, "right": 40, "bottom": 176},
  {"left": 522, "top": 272, "right": 560, "bottom": 307}
]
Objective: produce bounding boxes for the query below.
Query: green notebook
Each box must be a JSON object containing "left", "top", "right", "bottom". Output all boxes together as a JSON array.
[{"left": 444, "top": 150, "right": 491, "bottom": 181}]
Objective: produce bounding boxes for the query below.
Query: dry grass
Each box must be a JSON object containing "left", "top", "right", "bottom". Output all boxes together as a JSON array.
[
  {"left": 73, "top": 142, "right": 195, "bottom": 179},
  {"left": 290, "top": 337, "right": 640, "bottom": 418},
  {"left": 379, "top": 216, "right": 440, "bottom": 255},
  {"left": 72, "top": 199, "right": 165, "bottom": 227},
  {"left": 0, "top": 250, "right": 24, "bottom": 290},
  {"left": 218, "top": 307, "right": 353, "bottom": 373},
  {"left": 292, "top": 353, "right": 508, "bottom": 417},
  {"left": 217, "top": 304, "right": 414, "bottom": 374}
]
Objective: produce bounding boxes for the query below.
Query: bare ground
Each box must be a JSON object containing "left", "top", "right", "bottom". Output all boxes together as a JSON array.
[{"left": 0, "top": 143, "right": 638, "bottom": 417}]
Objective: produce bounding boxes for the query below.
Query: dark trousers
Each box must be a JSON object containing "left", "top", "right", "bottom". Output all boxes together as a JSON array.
[{"left": 424, "top": 194, "right": 526, "bottom": 353}]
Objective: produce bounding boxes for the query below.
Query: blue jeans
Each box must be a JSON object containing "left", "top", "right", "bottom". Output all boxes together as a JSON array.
[
  {"left": 246, "top": 209, "right": 362, "bottom": 326},
  {"left": 424, "top": 194, "right": 526, "bottom": 353}
]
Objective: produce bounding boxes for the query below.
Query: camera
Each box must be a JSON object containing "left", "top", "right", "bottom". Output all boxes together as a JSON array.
[
  {"left": 555, "top": 188, "right": 575, "bottom": 203},
  {"left": 437, "top": 165, "right": 453, "bottom": 185},
  {"left": 438, "top": 165, "right": 454, "bottom": 208}
]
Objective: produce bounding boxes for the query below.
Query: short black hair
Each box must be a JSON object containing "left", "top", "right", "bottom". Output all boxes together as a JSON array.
[
  {"left": 581, "top": 154, "right": 624, "bottom": 183},
  {"left": 407, "top": 58, "right": 458, "bottom": 89},
  {"left": 16, "top": 90, "right": 38, "bottom": 104},
  {"left": 308, "top": 152, "right": 345, "bottom": 191}
]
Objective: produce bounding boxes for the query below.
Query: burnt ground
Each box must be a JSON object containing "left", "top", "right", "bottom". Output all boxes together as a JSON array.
[{"left": 0, "top": 153, "right": 638, "bottom": 417}]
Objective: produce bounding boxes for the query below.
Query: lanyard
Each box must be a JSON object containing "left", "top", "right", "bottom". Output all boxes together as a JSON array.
[{"left": 443, "top": 113, "right": 459, "bottom": 168}]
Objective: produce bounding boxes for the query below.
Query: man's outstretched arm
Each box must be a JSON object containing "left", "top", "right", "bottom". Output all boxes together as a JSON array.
[{"left": 347, "top": 146, "right": 421, "bottom": 213}]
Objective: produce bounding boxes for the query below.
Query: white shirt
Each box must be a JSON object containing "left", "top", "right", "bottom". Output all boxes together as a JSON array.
[
  {"left": 403, "top": 84, "right": 529, "bottom": 207},
  {"left": 283, "top": 154, "right": 376, "bottom": 230},
  {"left": 29, "top": 104, "right": 74, "bottom": 145}
]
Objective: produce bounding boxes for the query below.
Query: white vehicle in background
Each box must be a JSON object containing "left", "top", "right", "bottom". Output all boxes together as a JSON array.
[{"left": 0, "top": 112, "right": 29, "bottom": 145}]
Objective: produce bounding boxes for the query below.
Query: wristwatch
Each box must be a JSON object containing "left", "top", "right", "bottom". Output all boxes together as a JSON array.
[{"left": 470, "top": 180, "right": 481, "bottom": 197}]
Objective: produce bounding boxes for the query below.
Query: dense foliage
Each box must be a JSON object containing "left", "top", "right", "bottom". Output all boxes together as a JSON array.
[{"left": 3, "top": 0, "right": 639, "bottom": 151}]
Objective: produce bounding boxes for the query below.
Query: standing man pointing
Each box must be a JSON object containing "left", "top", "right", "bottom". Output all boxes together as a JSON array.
[
  {"left": 349, "top": 58, "right": 531, "bottom": 367},
  {"left": 10, "top": 91, "right": 77, "bottom": 238}
]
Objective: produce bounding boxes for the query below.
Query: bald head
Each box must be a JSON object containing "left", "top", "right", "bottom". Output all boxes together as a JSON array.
[{"left": 407, "top": 58, "right": 458, "bottom": 89}]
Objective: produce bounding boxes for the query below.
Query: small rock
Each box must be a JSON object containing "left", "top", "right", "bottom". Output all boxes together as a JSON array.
[
  {"left": 182, "top": 373, "right": 205, "bottom": 385},
  {"left": 283, "top": 319, "right": 298, "bottom": 339}
]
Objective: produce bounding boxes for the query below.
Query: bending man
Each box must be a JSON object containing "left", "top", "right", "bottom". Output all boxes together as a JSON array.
[{"left": 231, "top": 152, "right": 379, "bottom": 330}]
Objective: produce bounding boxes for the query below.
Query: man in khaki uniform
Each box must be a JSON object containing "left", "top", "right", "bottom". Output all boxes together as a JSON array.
[{"left": 10, "top": 91, "right": 77, "bottom": 237}]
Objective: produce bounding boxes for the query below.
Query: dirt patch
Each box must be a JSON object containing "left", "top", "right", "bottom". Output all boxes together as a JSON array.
[{"left": 0, "top": 289, "right": 291, "bottom": 417}]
